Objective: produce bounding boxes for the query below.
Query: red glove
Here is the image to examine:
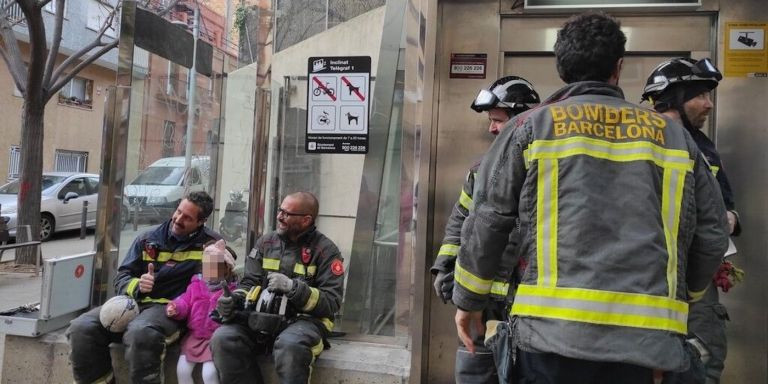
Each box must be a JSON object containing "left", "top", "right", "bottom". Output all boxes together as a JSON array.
[{"left": 713, "top": 260, "right": 744, "bottom": 293}]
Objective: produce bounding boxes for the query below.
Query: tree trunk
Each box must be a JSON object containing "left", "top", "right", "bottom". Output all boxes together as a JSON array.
[{"left": 15, "top": 100, "right": 44, "bottom": 265}]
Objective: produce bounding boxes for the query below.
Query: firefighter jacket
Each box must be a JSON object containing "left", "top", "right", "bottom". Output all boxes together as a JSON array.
[
  {"left": 454, "top": 81, "right": 729, "bottom": 372},
  {"left": 687, "top": 127, "right": 740, "bottom": 235},
  {"left": 431, "top": 163, "right": 520, "bottom": 302},
  {"left": 115, "top": 220, "right": 222, "bottom": 304},
  {"left": 235, "top": 226, "right": 345, "bottom": 334}
]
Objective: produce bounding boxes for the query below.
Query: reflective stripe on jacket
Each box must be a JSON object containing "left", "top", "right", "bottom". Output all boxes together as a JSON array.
[
  {"left": 432, "top": 165, "right": 520, "bottom": 301},
  {"left": 114, "top": 220, "right": 221, "bottom": 303},
  {"left": 455, "top": 81, "right": 729, "bottom": 371},
  {"left": 239, "top": 227, "right": 344, "bottom": 333}
]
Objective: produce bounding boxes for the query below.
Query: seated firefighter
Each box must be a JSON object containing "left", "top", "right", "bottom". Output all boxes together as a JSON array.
[{"left": 211, "top": 191, "right": 345, "bottom": 384}]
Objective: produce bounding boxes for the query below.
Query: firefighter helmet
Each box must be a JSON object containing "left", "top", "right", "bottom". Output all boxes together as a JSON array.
[
  {"left": 471, "top": 76, "right": 540, "bottom": 113},
  {"left": 641, "top": 57, "right": 722, "bottom": 102}
]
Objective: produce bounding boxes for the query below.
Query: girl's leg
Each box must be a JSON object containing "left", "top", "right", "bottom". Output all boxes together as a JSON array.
[
  {"left": 176, "top": 354, "right": 197, "bottom": 384},
  {"left": 201, "top": 361, "right": 221, "bottom": 384}
]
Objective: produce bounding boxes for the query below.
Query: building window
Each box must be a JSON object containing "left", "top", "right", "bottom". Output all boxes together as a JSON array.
[
  {"left": 86, "top": 0, "right": 117, "bottom": 38},
  {"left": 58, "top": 77, "right": 94, "bottom": 109},
  {"left": 54, "top": 150, "right": 88, "bottom": 172},
  {"left": 163, "top": 120, "right": 176, "bottom": 157},
  {"left": 8, "top": 146, "right": 20, "bottom": 181}
]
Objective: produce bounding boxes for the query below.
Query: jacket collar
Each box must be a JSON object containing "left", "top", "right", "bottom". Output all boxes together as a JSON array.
[{"left": 545, "top": 81, "right": 625, "bottom": 104}]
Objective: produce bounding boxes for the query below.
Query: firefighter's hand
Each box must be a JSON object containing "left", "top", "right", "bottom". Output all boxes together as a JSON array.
[
  {"left": 433, "top": 271, "right": 454, "bottom": 303},
  {"left": 166, "top": 302, "right": 177, "bottom": 317},
  {"left": 216, "top": 294, "right": 235, "bottom": 319},
  {"left": 455, "top": 308, "right": 484, "bottom": 354},
  {"left": 139, "top": 263, "right": 155, "bottom": 293},
  {"left": 267, "top": 272, "right": 294, "bottom": 294}
]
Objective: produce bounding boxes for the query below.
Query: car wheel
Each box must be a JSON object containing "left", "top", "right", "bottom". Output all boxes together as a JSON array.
[{"left": 40, "top": 213, "right": 55, "bottom": 242}]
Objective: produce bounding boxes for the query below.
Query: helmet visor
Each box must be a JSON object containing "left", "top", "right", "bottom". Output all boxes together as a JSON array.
[
  {"left": 471, "top": 89, "right": 499, "bottom": 113},
  {"left": 692, "top": 58, "right": 722, "bottom": 81}
]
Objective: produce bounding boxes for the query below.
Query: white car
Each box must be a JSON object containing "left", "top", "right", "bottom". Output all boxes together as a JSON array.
[{"left": 0, "top": 172, "right": 100, "bottom": 241}]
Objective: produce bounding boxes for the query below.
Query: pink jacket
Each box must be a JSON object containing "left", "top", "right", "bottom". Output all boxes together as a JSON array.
[{"left": 170, "top": 274, "right": 237, "bottom": 339}]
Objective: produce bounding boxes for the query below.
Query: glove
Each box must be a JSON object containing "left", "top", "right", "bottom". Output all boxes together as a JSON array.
[
  {"left": 433, "top": 271, "right": 454, "bottom": 303},
  {"left": 713, "top": 260, "right": 745, "bottom": 293},
  {"left": 216, "top": 293, "right": 235, "bottom": 319},
  {"left": 267, "top": 272, "right": 294, "bottom": 294}
]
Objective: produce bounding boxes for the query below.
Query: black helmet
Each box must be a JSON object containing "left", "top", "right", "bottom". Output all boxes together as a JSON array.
[
  {"left": 641, "top": 57, "right": 722, "bottom": 103},
  {"left": 471, "top": 76, "right": 540, "bottom": 114}
]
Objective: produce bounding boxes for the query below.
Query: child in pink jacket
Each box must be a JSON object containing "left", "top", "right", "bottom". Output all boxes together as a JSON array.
[{"left": 166, "top": 240, "right": 236, "bottom": 384}]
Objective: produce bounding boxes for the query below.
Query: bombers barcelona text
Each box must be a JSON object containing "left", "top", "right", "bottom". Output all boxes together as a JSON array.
[{"left": 550, "top": 104, "right": 667, "bottom": 145}]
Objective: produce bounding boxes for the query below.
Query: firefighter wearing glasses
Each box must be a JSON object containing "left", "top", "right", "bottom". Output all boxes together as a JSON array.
[
  {"left": 454, "top": 12, "right": 728, "bottom": 383},
  {"left": 211, "top": 192, "right": 344, "bottom": 384},
  {"left": 642, "top": 57, "right": 742, "bottom": 384},
  {"left": 430, "top": 76, "right": 539, "bottom": 383}
]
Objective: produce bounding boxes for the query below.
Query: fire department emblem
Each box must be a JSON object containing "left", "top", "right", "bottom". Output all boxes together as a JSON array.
[
  {"left": 301, "top": 247, "right": 312, "bottom": 264},
  {"left": 331, "top": 259, "right": 344, "bottom": 276},
  {"left": 144, "top": 241, "right": 158, "bottom": 260}
]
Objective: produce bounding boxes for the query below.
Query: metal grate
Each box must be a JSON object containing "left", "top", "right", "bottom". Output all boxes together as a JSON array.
[
  {"left": 1, "top": 0, "right": 25, "bottom": 25},
  {"left": 7, "top": 145, "right": 20, "bottom": 180}
]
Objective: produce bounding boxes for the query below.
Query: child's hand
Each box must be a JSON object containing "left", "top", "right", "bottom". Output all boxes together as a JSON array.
[{"left": 166, "top": 301, "right": 177, "bottom": 317}]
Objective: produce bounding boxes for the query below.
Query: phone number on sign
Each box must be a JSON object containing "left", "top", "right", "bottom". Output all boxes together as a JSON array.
[{"left": 451, "top": 64, "right": 484, "bottom": 74}]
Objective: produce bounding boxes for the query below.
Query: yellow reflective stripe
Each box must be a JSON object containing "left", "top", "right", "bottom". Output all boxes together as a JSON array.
[
  {"left": 438, "top": 244, "right": 459, "bottom": 257},
  {"left": 139, "top": 297, "right": 171, "bottom": 304},
  {"left": 688, "top": 288, "right": 707, "bottom": 302},
  {"left": 459, "top": 189, "right": 473, "bottom": 211},
  {"left": 311, "top": 339, "right": 324, "bottom": 358},
  {"left": 536, "top": 158, "right": 558, "bottom": 287},
  {"left": 263, "top": 258, "right": 280, "bottom": 271},
  {"left": 126, "top": 278, "right": 140, "bottom": 298},
  {"left": 320, "top": 317, "right": 334, "bottom": 331},
  {"left": 294, "top": 263, "right": 306, "bottom": 275},
  {"left": 455, "top": 262, "right": 492, "bottom": 295},
  {"left": 91, "top": 371, "right": 115, "bottom": 384},
  {"left": 530, "top": 137, "right": 694, "bottom": 172},
  {"left": 662, "top": 168, "right": 684, "bottom": 299},
  {"left": 710, "top": 165, "right": 719, "bottom": 177},
  {"left": 307, "top": 265, "right": 317, "bottom": 276},
  {"left": 490, "top": 280, "right": 509, "bottom": 297},
  {"left": 142, "top": 250, "right": 203, "bottom": 262},
  {"left": 511, "top": 284, "right": 688, "bottom": 334},
  {"left": 302, "top": 287, "right": 320, "bottom": 312},
  {"left": 245, "top": 286, "right": 261, "bottom": 302}
]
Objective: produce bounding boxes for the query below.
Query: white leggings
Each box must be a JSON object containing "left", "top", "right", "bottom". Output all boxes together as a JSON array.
[{"left": 176, "top": 354, "right": 220, "bottom": 384}]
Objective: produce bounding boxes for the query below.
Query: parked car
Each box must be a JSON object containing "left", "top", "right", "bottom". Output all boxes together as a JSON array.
[
  {"left": 0, "top": 172, "right": 100, "bottom": 241},
  {"left": 124, "top": 156, "right": 209, "bottom": 222}
]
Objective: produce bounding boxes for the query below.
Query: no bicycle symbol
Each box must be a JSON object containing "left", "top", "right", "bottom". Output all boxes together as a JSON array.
[{"left": 312, "top": 76, "right": 337, "bottom": 101}]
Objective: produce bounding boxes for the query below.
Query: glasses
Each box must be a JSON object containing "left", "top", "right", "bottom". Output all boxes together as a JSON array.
[{"left": 277, "top": 207, "right": 309, "bottom": 218}]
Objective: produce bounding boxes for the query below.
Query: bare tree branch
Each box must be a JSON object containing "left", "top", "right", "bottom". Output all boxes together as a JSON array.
[
  {"left": 0, "top": 1, "right": 29, "bottom": 92},
  {"left": 36, "top": 0, "right": 53, "bottom": 9},
  {"left": 48, "top": 3, "right": 119, "bottom": 88},
  {"left": 42, "top": 0, "right": 65, "bottom": 87},
  {"left": 48, "top": 38, "right": 117, "bottom": 97},
  {"left": 157, "top": 0, "right": 180, "bottom": 17}
]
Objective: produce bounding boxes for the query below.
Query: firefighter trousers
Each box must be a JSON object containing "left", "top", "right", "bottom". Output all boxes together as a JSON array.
[
  {"left": 455, "top": 300, "right": 506, "bottom": 384},
  {"left": 514, "top": 350, "right": 654, "bottom": 384},
  {"left": 688, "top": 285, "right": 728, "bottom": 384},
  {"left": 68, "top": 304, "right": 181, "bottom": 384},
  {"left": 211, "top": 318, "right": 324, "bottom": 384}
]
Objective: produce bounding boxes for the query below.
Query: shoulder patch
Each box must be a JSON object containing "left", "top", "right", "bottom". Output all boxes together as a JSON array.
[{"left": 330, "top": 259, "right": 344, "bottom": 276}]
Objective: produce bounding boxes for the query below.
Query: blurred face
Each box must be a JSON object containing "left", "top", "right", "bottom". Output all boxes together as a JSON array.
[
  {"left": 170, "top": 199, "right": 204, "bottom": 236},
  {"left": 487, "top": 108, "right": 511, "bottom": 135},
  {"left": 202, "top": 258, "right": 229, "bottom": 284},
  {"left": 276, "top": 196, "right": 312, "bottom": 238},
  {"left": 683, "top": 92, "right": 713, "bottom": 130}
]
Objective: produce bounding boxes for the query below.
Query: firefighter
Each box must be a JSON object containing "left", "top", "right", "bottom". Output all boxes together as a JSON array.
[
  {"left": 642, "top": 57, "right": 742, "bottom": 384},
  {"left": 430, "top": 75, "right": 539, "bottom": 383},
  {"left": 68, "top": 191, "right": 222, "bottom": 384},
  {"left": 211, "top": 191, "right": 345, "bottom": 384},
  {"left": 454, "top": 12, "right": 729, "bottom": 383}
]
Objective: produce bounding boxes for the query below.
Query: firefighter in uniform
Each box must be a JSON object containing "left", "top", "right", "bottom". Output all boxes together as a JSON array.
[
  {"left": 453, "top": 12, "right": 729, "bottom": 383},
  {"left": 68, "top": 191, "right": 221, "bottom": 384},
  {"left": 430, "top": 76, "right": 540, "bottom": 383},
  {"left": 211, "top": 191, "right": 344, "bottom": 384},
  {"left": 642, "top": 57, "right": 742, "bottom": 384}
]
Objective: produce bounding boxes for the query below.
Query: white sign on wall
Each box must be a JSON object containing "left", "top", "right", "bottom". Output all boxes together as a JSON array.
[{"left": 306, "top": 56, "right": 371, "bottom": 154}]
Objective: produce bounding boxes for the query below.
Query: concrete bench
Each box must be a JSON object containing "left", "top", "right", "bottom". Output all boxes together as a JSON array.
[{"left": 1, "top": 327, "right": 410, "bottom": 384}]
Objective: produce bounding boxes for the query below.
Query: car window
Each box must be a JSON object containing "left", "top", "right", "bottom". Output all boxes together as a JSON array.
[
  {"left": 131, "top": 166, "right": 185, "bottom": 186},
  {"left": 58, "top": 178, "right": 88, "bottom": 199},
  {"left": 86, "top": 177, "right": 100, "bottom": 195},
  {"left": 0, "top": 175, "right": 68, "bottom": 194}
]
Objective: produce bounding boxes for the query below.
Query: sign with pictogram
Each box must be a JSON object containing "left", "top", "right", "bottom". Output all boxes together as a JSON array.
[
  {"left": 724, "top": 22, "right": 768, "bottom": 78},
  {"left": 306, "top": 56, "right": 371, "bottom": 154}
]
